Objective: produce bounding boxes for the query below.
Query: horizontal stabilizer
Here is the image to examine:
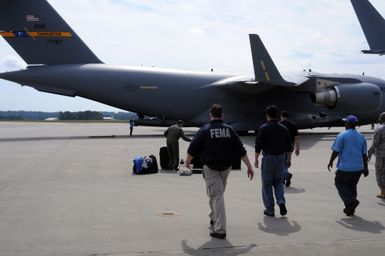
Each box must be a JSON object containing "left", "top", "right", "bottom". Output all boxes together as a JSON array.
[
  {"left": 351, "top": 0, "right": 385, "bottom": 54},
  {"left": 249, "top": 34, "right": 294, "bottom": 86},
  {"left": 362, "top": 49, "right": 385, "bottom": 55}
]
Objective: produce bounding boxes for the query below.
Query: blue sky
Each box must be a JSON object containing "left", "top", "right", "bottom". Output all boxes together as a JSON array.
[{"left": 1, "top": 0, "right": 385, "bottom": 111}]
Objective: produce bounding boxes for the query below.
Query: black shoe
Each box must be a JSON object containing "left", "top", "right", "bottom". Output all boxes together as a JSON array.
[
  {"left": 344, "top": 200, "right": 359, "bottom": 216},
  {"left": 279, "top": 203, "right": 287, "bottom": 216},
  {"left": 210, "top": 231, "right": 226, "bottom": 239},
  {"left": 286, "top": 173, "right": 293, "bottom": 187},
  {"left": 263, "top": 209, "right": 275, "bottom": 217}
]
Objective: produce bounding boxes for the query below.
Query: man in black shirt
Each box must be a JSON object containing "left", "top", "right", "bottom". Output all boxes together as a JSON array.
[
  {"left": 185, "top": 104, "right": 254, "bottom": 239},
  {"left": 280, "top": 111, "right": 300, "bottom": 187},
  {"left": 255, "top": 105, "right": 293, "bottom": 217}
]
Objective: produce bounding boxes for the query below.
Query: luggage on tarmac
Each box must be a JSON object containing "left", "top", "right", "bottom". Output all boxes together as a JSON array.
[
  {"left": 133, "top": 155, "right": 158, "bottom": 175},
  {"left": 148, "top": 155, "right": 159, "bottom": 172},
  {"left": 159, "top": 146, "right": 169, "bottom": 170},
  {"left": 191, "top": 156, "right": 203, "bottom": 174},
  {"left": 179, "top": 167, "right": 192, "bottom": 176}
]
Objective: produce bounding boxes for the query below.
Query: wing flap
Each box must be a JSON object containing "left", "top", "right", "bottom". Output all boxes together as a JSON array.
[{"left": 206, "top": 75, "right": 309, "bottom": 95}]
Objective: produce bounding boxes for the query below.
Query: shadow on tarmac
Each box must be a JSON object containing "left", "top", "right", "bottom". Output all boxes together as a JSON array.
[
  {"left": 284, "top": 187, "right": 306, "bottom": 194},
  {"left": 336, "top": 216, "right": 385, "bottom": 234},
  {"left": 181, "top": 239, "right": 256, "bottom": 256},
  {"left": 257, "top": 216, "right": 301, "bottom": 236}
]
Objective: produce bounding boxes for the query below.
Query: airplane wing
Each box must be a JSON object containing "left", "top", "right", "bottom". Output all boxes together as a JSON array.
[
  {"left": 350, "top": 0, "right": 385, "bottom": 55},
  {"left": 210, "top": 78, "right": 274, "bottom": 94}
]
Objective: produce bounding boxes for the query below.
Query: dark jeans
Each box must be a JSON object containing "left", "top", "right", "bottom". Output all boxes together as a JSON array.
[
  {"left": 283, "top": 154, "right": 291, "bottom": 180},
  {"left": 335, "top": 170, "right": 362, "bottom": 207},
  {"left": 261, "top": 154, "right": 286, "bottom": 213}
]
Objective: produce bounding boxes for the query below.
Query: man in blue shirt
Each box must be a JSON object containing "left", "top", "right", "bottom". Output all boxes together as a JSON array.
[{"left": 328, "top": 115, "right": 369, "bottom": 216}]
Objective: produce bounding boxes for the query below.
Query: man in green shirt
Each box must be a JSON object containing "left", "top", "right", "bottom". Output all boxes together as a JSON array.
[{"left": 164, "top": 120, "right": 192, "bottom": 170}]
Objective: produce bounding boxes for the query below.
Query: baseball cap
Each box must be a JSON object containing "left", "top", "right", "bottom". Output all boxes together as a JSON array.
[{"left": 342, "top": 115, "right": 358, "bottom": 123}]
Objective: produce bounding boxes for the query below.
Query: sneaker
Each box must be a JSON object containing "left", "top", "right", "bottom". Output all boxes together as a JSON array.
[
  {"left": 286, "top": 173, "right": 293, "bottom": 187},
  {"left": 279, "top": 203, "right": 287, "bottom": 216},
  {"left": 210, "top": 231, "right": 226, "bottom": 239},
  {"left": 263, "top": 209, "right": 275, "bottom": 217},
  {"left": 344, "top": 200, "right": 359, "bottom": 216}
]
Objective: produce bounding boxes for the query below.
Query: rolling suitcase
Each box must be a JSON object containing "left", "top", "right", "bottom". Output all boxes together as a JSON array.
[{"left": 159, "top": 146, "right": 169, "bottom": 170}]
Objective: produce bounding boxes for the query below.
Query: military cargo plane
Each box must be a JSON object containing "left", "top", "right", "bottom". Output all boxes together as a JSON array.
[
  {"left": 351, "top": 0, "right": 385, "bottom": 55},
  {"left": 0, "top": 0, "right": 384, "bottom": 131}
]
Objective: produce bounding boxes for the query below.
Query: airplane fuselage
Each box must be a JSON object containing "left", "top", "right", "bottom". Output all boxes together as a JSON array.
[{"left": 1, "top": 64, "right": 385, "bottom": 130}]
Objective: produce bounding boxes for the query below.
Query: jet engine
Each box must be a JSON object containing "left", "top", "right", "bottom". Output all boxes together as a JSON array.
[{"left": 311, "top": 83, "right": 382, "bottom": 113}]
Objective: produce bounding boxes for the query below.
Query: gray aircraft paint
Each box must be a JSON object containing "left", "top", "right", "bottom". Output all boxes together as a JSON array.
[
  {"left": 0, "top": 0, "right": 385, "bottom": 130},
  {"left": 351, "top": 0, "right": 385, "bottom": 55}
]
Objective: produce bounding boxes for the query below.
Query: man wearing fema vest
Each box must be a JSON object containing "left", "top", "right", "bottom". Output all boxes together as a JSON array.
[{"left": 185, "top": 104, "right": 254, "bottom": 239}]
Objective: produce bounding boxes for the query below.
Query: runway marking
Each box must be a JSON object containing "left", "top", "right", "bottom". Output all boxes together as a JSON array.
[{"left": 158, "top": 211, "right": 180, "bottom": 217}]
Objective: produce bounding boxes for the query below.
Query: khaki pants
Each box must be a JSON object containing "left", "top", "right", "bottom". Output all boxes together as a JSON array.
[
  {"left": 375, "top": 157, "right": 385, "bottom": 190},
  {"left": 203, "top": 165, "right": 231, "bottom": 234}
]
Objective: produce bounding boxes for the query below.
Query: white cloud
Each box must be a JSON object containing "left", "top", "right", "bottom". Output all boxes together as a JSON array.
[
  {"left": 0, "top": 55, "right": 26, "bottom": 72},
  {"left": 188, "top": 28, "right": 206, "bottom": 37}
]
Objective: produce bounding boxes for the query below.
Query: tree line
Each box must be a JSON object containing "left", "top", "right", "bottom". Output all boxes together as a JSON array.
[
  {"left": 58, "top": 111, "right": 103, "bottom": 120},
  {"left": 0, "top": 111, "right": 137, "bottom": 121}
]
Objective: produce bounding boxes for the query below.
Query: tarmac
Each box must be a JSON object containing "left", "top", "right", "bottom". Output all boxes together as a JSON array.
[{"left": 0, "top": 121, "right": 384, "bottom": 256}]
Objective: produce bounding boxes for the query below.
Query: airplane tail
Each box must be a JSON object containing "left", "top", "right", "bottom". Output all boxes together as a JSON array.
[
  {"left": 249, "top": 34, "right": 294, "bottom": 86},
  {"left": 0, "top": 0, "right": 102, "bottom": 65},
  {"left": 350, "top": 0, "right": 385, "bottom": 54}
]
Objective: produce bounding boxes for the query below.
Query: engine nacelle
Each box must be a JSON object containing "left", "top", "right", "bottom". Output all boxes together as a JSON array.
[{"left": 311, "top": 83, "right": 382, "bottom": 113}]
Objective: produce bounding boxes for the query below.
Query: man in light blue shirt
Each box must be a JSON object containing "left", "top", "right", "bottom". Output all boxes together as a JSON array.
[{"left": 328, "top": 115, "right": 369, "bottom": 216}]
